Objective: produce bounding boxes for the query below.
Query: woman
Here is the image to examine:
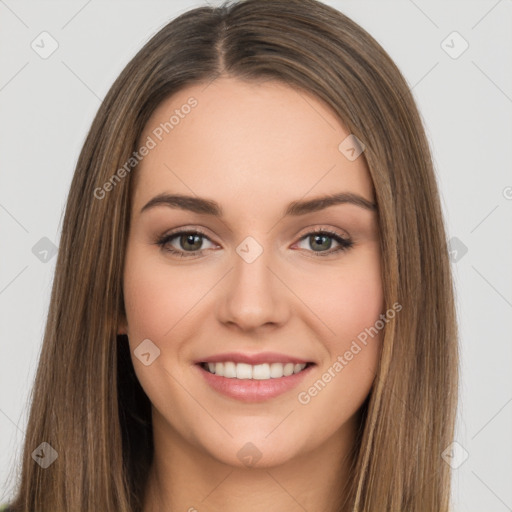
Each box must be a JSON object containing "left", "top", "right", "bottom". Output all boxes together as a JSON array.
[{"left": 4, "top": 0, "right": 458, "bottom": 510}]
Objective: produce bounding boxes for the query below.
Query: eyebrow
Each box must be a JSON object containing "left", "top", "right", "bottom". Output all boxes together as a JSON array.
[{"left": 140, "top": 192, "right": 377, "bottom": 217}]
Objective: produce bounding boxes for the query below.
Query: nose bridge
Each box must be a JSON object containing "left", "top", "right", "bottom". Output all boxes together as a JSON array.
[
  {"left": 217, "top": 235, "right": 289, "bottom": 330},
  {"left": 234, "top": 236, "right": 273, "bottom": 293}
]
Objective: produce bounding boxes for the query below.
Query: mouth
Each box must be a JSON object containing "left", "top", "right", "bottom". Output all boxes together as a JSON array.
[
  {"left": 195, "top": 361, "right": 316, "bottom": 402},
  {"left": 198, "top": 361, "right": 314, "bottom": 380}
]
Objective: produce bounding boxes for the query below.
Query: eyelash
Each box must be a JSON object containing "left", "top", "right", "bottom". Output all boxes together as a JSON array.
[{"left": 155, "top": 227, "right": 354, "bottom": 259}]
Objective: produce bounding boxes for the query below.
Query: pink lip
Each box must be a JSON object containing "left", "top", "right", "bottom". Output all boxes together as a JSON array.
[
  {"left": 195, "top": 351, "right": 313, "bottom": 365},
  {"left": 195, "top": 362, "right": 315, "bottom": 402}
]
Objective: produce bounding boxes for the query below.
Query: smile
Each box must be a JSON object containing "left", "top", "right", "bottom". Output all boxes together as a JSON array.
[
  {"left": 200, "top": 361, "right": 311, "bottom": 380},
  {"left": 196, "top": 361, "right": 315, "bottom": 402}
]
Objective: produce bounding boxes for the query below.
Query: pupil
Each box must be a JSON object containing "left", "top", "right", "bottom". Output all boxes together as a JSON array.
[
  {"left": 182, "top": 233, "right": 201, "bottom": 250},
  {"left": 312, "top": 234, "right": 331, "bottom": 251}
]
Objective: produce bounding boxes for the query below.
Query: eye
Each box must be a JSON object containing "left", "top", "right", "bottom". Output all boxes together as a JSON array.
[
  {"left": 294, "top": 229, "right": 353, "bottom": 257},
  {"left": 155, "top": 229, "right": 217, "bottom": 258}
]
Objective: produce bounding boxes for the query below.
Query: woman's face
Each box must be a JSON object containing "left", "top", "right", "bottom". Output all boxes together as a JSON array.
[{"left": 120, "top": 77, "right": 383, "bottom": 468}]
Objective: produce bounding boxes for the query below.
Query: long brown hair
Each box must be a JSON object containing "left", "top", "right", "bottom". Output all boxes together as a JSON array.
[{"left": 5, "top": 0, "right": 458, "bottom": 510}]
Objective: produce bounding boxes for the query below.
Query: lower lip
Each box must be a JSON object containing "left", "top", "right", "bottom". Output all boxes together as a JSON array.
[{"left": 196, "top": 363, "right": 315, "bottom": 402}]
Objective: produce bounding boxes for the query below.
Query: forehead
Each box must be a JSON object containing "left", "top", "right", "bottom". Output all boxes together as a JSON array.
[{"left": 132, "top": 77, "right": 374, "bottom": 216}]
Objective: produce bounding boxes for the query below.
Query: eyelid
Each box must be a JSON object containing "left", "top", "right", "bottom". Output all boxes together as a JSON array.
[{"left": 295, "top": 224, "right": 350, "bottom": 240}]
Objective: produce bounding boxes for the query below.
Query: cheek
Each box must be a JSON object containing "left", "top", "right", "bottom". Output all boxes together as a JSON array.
[
  {"left": 122, "top": 245, "right": 205, "bottom": 342},
  {"left": 121, "top": 245, "right": 204, "bottom": 403},
  {"left": 296, "top": 246, "right": 383, "bottom": 406},
  {"left": 295, "top": 253, "right": 383, "bottom": 433},
  {"left": 303, "top": 247, "right": 384, "bottom": 348}
]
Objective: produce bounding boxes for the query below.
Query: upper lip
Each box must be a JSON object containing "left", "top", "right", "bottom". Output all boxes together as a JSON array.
[{"left": 195, "top": 352, "right": 314, "bottom": 365}]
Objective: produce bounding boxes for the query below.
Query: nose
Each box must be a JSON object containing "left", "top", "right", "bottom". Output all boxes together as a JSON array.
[{"left": 216, "top": 242, "right": 291, "bottom": 333}]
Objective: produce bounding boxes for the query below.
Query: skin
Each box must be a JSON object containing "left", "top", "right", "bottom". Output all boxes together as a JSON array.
[{"left": 118, "top": 77, "right": 384, "bottom": 512}]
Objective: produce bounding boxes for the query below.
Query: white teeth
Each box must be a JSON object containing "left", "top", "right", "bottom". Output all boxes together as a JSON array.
[
  {"left": 283, "top": 363, "right": 294, "bottom": 376},
  {"left": 236, "top": 363, "right": 252, "bottom": 379},
  {"left": 252, "top": 363, "right": 270, "bottom": 380},
  {"left": 203, "top": 361, "right": 308, "bottom": 379},
  {"left": 223, "top": 361, "right": 237, "bottom": 378},
  {"left": 270, "top": 362, "right": 285, "bottom": 378},
  {"left": 215, "top": 362, "right": 224, "bottom": 377}
]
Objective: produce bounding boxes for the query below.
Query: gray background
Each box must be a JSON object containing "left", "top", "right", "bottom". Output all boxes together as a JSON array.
[{"left": 1, "top": 1, "right": 511, "bottom": 510}]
